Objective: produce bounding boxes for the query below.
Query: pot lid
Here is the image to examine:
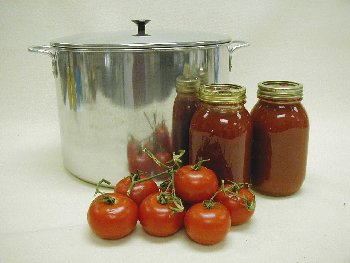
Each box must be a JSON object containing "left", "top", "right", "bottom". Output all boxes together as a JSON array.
[{"left": 50, "top": 20, "right": 232, "bottom": 50}]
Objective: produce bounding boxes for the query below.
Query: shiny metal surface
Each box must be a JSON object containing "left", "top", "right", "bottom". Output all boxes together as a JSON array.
[
  {"left": 50, "top": 32, "right": 232, "bottom": 50},
  {"left": 228, "top": 41, "right": 249, "bottom": 71},
  {"left": 199, "top": 84, "right": 246, "bottom": 105},
  {"left": 257, "top": 80, "right": 303, "bottom": 100},
  {"left": 29, "top": 27, "right": 248, "bottom": 185},
  {"left": 132, "top": 19, "right": 151, "bottom": 36},
  {"left": 28, "top": 46, "right": 58, "bottom": 77}
]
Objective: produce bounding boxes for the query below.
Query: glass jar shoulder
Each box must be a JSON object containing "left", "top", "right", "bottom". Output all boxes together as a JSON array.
[
  {"left": 191, "top": 103, "right": 252, "bottom": 138},
  {"left": 173, "top": 94, "right": 198, "bottom": 120},
  {"left": 251, "top": 100, "right": 309, "bottom": 131},
  {"left": 173, "top": 93, "right": 198, "bottom": 109}
]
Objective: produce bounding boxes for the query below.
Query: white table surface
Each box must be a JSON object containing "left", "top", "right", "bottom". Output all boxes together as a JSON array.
[{"left": 1, "top": 1, "right": 349, "bottom": 262}]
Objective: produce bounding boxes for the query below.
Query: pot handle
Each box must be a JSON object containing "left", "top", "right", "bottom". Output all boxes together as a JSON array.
[
  {"left": 28, "top": 45, "right": 55, "bottom": 56},
  {"left": 228, "top": 41, "right": 249, "bottom": 72},
  {"left": 28, "top": 45, "right": 58, "bottom": 77}
]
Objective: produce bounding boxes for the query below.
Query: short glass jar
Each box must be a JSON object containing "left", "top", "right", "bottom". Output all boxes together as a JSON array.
[
  {"left": 250, "top": 81, "right": 309, "bottom": 196},
  {"left": 189, "top": 84, "right": 252, "bottom": 183}
]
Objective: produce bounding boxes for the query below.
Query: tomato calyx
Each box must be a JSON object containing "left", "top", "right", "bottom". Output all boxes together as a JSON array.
[
  {"left": 94, "top": 179, "right": 116, "bottom": 205},
  {"left": 126, "top": 148, "right": 176, "bottom": 196},
  {"left": 157, "top": 192, "right": 169, "bottom": 205},
  {"left": 202, "top": 199, "right": 218, "bottom": 209},
  {"left": 159, "top": 179, "right": 171, "bottom": 191},
  {"left": 125, "top": 171, "right": 147, "bottom": 196},
  {"left": 211, "top": 180, "right": 256, "bottom": 212},
  {"left": 191, "top": 157, "right": 210, "bottom": 171},
  {"left": 129, "top": 171, "right": 141, "bottom": 181},
  {"left": 172, "top": 149, "right": 185, "bottom": 168},
  {"left": 127, "top": 148, "right": 186, "bottom": 213},
  {"left": 157, "top": 191, "right": 184, "bottom": 213},
  {"left": 224, "top": 181, "right": 256, "bottom": 211},
  {"left": 169, "top": 194, "right": 185, "bottom": 213},
  {"left": 240, "top": 191, "right": 256, "bottom": 211},
  {"left": 200, "top": 181, "right": 222, "bottom": 210}
]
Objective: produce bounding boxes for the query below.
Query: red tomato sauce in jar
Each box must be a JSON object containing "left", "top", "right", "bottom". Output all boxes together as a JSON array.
[
  {"left": 251, "top": 81, "right": 309, "bottom": 196},
  {"left": 189, "top": 84, "right": 252, "bottom": 183},
  {"left": 172, "top": 66, "right": 200, "bottom": 165}
]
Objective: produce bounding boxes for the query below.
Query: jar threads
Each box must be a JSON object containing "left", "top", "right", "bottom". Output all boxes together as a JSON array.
[
  {"left": 199, "top": 84, "right": 246, "bottom": 105},
  {"left": 257, "top": 80, "right": 303, "bottom": 100}
]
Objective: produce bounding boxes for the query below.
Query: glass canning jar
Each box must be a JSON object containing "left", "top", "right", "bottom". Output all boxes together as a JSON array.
[
  {"left": 172, "top": 65, "right": 200, "bottom": 165},
  {"left": 250, "top": 81, "right": 309, "bottom": 196},
  {"left": 189, "top": 84, "right": 252, "bottom": 183}
]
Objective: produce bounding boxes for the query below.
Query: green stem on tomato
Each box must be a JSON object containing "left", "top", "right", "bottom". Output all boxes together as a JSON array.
[
  {"left": 156, "top": 171, "right": 185, "bottom": 213},
  {"left": 202, "top": 199, "right": 217, "bottom": 209},
  {"left": 94, "top": 178, "right": 111, "bottom": 196},
  {"left": 169, "top": 194, "right": 184, "bottom": 213},
  {"left": 208, "top": 180, "right": 226, "bottom": 203},
  {"left": 157, "top": 192, "right": 169, "bottom": 205},
  {"left": 191, "top": 157, "right": 210, "bottom": 171},
  {"left": 226, "top": 180, "right": 252, "bottom": 192},
  {"left": 172, "top": 150, "right": 185, "bottom": 169},
  {"left": 143, "top": 148, "right": 172, "bottom": 170},
  {"left": 127, "top": 148, "right": 185, "bottom": 213},
  {"left": 94, "top": 179, "right": 115, "bottom": 205},
  {"left": 127, "top": 148, "right": 181, "bottom": 196},
  {"left": 245, "top": 197, "right": 256, "bottom": 211},
  {"left": 126, "top": 169, "right": 170, "bottom": 196},
  {"left": 202, "top": 180, "right": 225, "bottom": 209},
  {"left": 216, "top": 180, "right": 256, "bottom": 211}
]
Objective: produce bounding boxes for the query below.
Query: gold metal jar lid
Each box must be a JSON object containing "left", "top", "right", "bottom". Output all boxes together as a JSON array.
[
  {"left": 176, "top": 64, "right": 200, "bottom": 94},
  {"left": 257, "top": 81, "right": 303, "bottom": 100},
  {"left": 199, "top": 84, "right": 246, "bottom": 104},
  {"left": 176, "top": 75, "right": 200, "bottom": 94}
]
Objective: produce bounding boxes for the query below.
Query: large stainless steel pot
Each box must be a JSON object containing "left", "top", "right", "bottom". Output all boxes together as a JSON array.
[{"left": 28, "top": 20, "right": 248, "bottom": 185}]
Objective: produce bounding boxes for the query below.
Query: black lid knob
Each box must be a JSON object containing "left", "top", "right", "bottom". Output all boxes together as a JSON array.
[{"left": 132, "top": 19, "right": 150, "bottom": 36}]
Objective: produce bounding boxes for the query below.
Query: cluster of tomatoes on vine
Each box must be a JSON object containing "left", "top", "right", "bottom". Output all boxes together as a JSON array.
[
  {"left": 127, "top": 113, "right": 172, "bottom": 175},
  {"left": 87, "top": 149, "right": 256, "bottom": 245}
]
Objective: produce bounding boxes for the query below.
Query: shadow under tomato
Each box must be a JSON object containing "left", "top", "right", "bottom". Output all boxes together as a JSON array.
[
  {"left": 85, "top": 224, "right": 136, "bottom": 247},
  {"left": 138, "top": 226, "right": 183, "bottom": 244},
  {"left": 181, "top": 230, "right": 229, "bottom": 252},
  {"left": 139, "top": 227, "right": 229, "bottom": 251}
]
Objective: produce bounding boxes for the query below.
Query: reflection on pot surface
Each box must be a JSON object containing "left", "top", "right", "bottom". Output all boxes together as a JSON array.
[
  {"left": 58, "top": 49, "right": 220, "bottom": 111},
  {"left": 56, "top": 48, "right": 225, "bottom": 184},
  {"left": 29, "top": 20, "right": 248, "bottom": 184}
]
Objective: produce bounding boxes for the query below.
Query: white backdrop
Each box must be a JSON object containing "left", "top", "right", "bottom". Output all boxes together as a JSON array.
[{"left": 1, "top": 1, "right": 349, "bottom": 262}]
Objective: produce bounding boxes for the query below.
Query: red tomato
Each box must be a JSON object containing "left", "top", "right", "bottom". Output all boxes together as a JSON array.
[
  {"left": 139, "top": 192, "right": 185, "bottom": 237},
  {"left": 184, "top": 202, "right": 231, "bottom": 245},
  {"left": 215, "top": 185, "right": 256, "bottom": 226},
  {"left": 154, "top": 121, "right": 172, "bottom": 153},
  {"left": 174, "top": 164, "right": 218, "bottom": 204},
  {"left": 87, "top": 193, "right": 138, "bottom": 240},
  {"left": 114, "top": 175, "right": 159, "bottom": 206}
]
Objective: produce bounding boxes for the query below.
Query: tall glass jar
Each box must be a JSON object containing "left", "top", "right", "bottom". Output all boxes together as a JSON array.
[
  {"left": 172, "top": 66, "right": 200, "bottom": 165},
  {"left": 250, "top": 81, "right": 309, "bottom": 196},
  {"left": 189, "top": 84, "right": 252, "bottom": 183}
]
